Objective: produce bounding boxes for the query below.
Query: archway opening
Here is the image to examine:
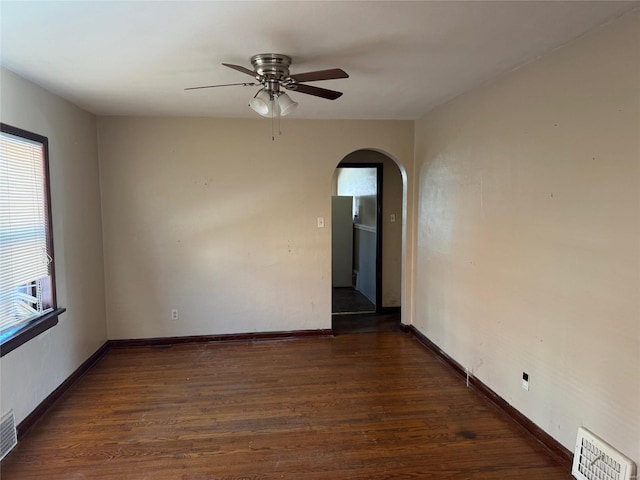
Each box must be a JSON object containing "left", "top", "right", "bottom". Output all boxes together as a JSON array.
[{"left": 331, "top": 149, "right": 405, "bottom": 333}]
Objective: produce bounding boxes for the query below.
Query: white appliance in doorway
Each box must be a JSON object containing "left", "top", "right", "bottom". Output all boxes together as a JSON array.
[{"left": 331, "top": 196, "right": 353, "bottom": 287}]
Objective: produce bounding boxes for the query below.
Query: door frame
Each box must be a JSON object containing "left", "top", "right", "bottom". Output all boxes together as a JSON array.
[{"left": 335, "top": 162, "right": 383, "bottom": 312}]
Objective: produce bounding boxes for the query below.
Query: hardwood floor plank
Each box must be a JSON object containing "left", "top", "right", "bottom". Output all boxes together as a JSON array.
[{"left": 1, "top": 332, "right": 571, "bottom": 479}]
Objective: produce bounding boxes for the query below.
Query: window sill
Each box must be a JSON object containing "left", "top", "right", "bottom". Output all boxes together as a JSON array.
[{"left": 0, "top": 308, "right": 66, "bottom": 357}]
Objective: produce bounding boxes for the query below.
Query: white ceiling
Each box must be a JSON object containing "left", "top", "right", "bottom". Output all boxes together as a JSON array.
[{"left": 1, "top": 1, "right": 636, "bottom": 120}]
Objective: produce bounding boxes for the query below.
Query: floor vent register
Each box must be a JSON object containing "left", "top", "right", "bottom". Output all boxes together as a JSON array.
[
  {"left": 572, "top": 427, "right": 636, "bottom": 480},
  {"left": 0, "top": 410, "right": 17, "bottom": 461}
]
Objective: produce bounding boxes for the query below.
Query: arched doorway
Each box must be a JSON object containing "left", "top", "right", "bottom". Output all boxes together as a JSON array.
[{"left": 331, "top": 149, "right": 405, "bottom": 332}]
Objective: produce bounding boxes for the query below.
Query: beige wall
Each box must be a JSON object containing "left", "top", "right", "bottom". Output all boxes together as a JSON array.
[
  {"left": 97, "top": 118, "right": 414, "bottom": 339},
  {"left": 413, "top": 10, "right": 639, "bottom": 462},
  {"left": 0, "top": 68, "right": 107, "bottom": 424}
]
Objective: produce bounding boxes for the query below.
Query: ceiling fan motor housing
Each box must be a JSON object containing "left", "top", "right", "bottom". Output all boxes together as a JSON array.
[{"left": 251, "top": 54, "right": 291, "bottom": 79}]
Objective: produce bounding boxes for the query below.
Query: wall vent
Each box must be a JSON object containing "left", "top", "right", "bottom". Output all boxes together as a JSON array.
[
  {"left": 0, "top": 410, "right": 17, "bottom": 461},
  {"left": 572, "top": 427, "right": 636, "bottom": 480}
]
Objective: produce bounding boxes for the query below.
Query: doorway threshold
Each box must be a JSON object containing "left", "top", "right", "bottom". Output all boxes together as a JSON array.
[
  {"left": 332, "top": 311, "right": 402, "bottom": 335},
  {"left": 332, "top": 310, "right": 376, "bottom": 316}
]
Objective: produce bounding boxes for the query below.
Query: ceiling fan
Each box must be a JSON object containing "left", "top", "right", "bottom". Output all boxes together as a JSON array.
[{"left": 185, "top": 53, "right": 349, "bottom": 117}]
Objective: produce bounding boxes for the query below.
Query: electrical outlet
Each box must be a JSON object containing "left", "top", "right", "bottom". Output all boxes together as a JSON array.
[
  {"left": 171, "top": 309, "right": 179, "bottom": 321},
  {"left": 522, "top": 372, "right": 529, "bottom": 391}
]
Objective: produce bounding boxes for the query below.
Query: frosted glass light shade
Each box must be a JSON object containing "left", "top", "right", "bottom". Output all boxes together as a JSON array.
[
  {"left": 259, "top": 100, "right": 276, "bottom": 118},
  {"left": 249, "top": 90, "right": 271, "bottom": 115},
  {"left": 277, "top": 93, "right": 298, "bottom": 116}
]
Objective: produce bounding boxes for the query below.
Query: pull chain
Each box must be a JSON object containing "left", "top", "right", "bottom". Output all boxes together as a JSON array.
[
  {"left": 270, "top": 97, "right": 282, "bottom": 141},
  {"left": 271, "top": 98, "right": 275, "bottom": 141}
]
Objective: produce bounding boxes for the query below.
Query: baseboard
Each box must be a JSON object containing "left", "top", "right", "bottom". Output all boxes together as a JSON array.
[
  {"left": 108, "top": 328, "right": 334, "bottom": 348},
  {"left": 16, "top": 340, "right": 110, "bottom": 439},
  {"left": 404, "top": 325, "right": 573, "bottom": 471}
]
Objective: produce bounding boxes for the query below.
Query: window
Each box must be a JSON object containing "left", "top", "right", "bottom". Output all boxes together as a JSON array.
[{"left": 0, "top": 124, "right": 64, "bottom": 357}]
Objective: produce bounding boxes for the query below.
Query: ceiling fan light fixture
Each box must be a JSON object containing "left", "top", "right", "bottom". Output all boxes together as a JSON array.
[
  {"left": 249, "top": 89, "right": 271, "bottom": 115},
  {"left": 277, "top": 93, "right": 298, "bottom": 116},
  {"left": 187, "top": 55, "right": 348, "bottom": 126}
]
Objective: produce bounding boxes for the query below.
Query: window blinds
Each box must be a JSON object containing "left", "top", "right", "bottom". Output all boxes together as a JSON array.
[{"left": 0, "top": 131, "right": 51, "bottom": 331}]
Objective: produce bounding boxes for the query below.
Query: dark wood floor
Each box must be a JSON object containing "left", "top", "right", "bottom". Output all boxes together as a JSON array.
[
  {"left": 1, "top": 332, "right": 571, "bottom": 479},
  {"left": 332, "top": 312, "right": 402, "bottom": 335},
  {"left": 332, "top": 287, "right": 376, "bottom": 314}
]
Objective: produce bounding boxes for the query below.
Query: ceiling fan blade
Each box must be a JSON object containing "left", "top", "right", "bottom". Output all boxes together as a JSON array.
[
  {"left": 288, "top": 83, "right": 343, "bottom": 100},
  {"left": 222, "top": 63, "right": 258, "bottom": 77},
  {"left": 288, "top": 68, "right": 349, "bottom": 83},
  {"left": 184, "top": 82, "right": 257, "bottom": 91}
]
